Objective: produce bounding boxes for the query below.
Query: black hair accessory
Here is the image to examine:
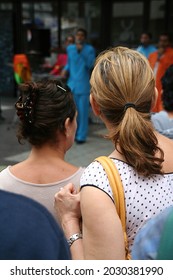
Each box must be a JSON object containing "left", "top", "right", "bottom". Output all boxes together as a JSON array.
[{"left": 123, "top": 103, "right": 136, "bottom": 112}]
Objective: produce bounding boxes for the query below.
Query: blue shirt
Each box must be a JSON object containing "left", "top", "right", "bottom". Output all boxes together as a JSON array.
[
  {"left": 0, "top": 190, "right": 71, "bottom": 260},
  {"left": 132, "top": 206, "right": 173, "bottom": 260},
  {"left": 136, "top": 45, "right": 156, "bottom": 58},
  {"left": 64, "top": 43, "right": 95, "bottom": 95},
  {"left": 151, "top": 111, "right": 173, "bottom": 139}
]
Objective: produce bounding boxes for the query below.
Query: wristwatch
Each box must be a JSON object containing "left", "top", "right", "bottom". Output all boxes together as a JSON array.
[{"left": 67, "top": 233, "right": 82, "bottom": 247}]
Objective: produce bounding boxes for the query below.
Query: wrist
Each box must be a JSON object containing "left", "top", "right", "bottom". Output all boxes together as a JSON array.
[
  {"left": 67, "top": 232, "right": 82, "bottom": 247},
  {"left": 62, "top": 218, "right": 81, "bottom": 239}
]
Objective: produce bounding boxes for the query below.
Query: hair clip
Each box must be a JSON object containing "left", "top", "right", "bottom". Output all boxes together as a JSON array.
[
  {"left": 57, "top": 85, "right": 66, "bottom": 92},
  {"left": 15, "top": 101, "right": 24, "bottom": 109}
]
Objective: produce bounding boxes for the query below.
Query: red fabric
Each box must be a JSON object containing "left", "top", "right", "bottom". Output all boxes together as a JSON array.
[{"left": 50, "top": 54, "right": 67, "bottom": 76}]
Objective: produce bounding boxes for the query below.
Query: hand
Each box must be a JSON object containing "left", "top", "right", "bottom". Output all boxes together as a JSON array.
[
  {"left": 54, "top": 183, "right": 81, "bottom": 226},
  {"left": 60, "top": 69, "right": 68, "bottom": 79}
]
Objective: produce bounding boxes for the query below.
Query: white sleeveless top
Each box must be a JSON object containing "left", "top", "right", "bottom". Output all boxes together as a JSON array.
[{"left": 80, "top": 158, "right": 173, "bottom": 250}]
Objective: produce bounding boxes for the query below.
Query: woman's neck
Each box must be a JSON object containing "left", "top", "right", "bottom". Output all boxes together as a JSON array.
[{"left": 28, "top": 143, "right": 66, "bottom": 163}]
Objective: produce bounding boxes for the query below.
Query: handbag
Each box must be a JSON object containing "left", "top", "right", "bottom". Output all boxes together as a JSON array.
[{"left": 95, "top": 156, "right": 131, "bottom": 260}]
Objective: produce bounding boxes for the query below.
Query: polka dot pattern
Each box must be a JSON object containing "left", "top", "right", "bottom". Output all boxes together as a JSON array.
[{"left": 80, "top": 158, "right": 173, "bottom": 250}]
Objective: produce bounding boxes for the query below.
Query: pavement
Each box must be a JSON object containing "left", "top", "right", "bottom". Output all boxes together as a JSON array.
[{"left": 0, "top": 97, "right": 113, "bottom": 171}]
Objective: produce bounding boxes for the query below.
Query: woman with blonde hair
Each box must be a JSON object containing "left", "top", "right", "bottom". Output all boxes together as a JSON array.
[{"left": 55, "top": 47, "right": 173, "bottom": 259}]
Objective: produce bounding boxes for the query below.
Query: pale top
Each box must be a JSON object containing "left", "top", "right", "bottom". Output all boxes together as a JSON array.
[{"left": 0, "top": 166, "right": 85, "bottom": 223}]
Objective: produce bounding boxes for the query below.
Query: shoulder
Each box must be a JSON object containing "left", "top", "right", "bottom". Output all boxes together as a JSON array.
[
  {"left": 0, "top": 189, "right": 59, "bottom": 230},
  {"left": 80, "top": 160, "right": 114, "bottom": 199},
  {"left": 167, "top": 47, "right": 173, "bottom": 53},
  {"left": 0, "top": 166, "right": 10, "bottom": 180},
  {"left": 168, "top": 48, "right": 173, "bottom": 58},
  {"left": 148, "top": 50, "right": 158, "bottom": 59},
  {"left": 66, "top": 44, "right": 76, "bottom": 52},
  {"left": 85, "top": 44, "right": 95, "bottom": 51},
  {"left": 0, "top": 166, "right": 9, "bottom": 173},
  {"left": 151, "top": 111, "right": 167, "bottom": 121},
  {"left": 136, "top": 46, "right": 142, "bottom": 52},
  {"left": 149, "top": 45, "right": 157, "bottom": 50},
  {"left": 81, "top": 161, "right": 105, "bottom": 183},
  {"left": 132, "top": 206, "right": 173, "bottom": 260},
  {"left": 0, "top": 190, "right": 70, "bottom": 259}
]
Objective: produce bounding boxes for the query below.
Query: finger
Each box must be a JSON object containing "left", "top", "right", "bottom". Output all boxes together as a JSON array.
[{"left": 63, "top": 183, "right": 75, "bottom": 193}]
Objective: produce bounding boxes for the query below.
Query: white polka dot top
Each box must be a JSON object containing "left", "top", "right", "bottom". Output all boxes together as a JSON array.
[{"left": 80, "top": 158, "right": 173, "bottom": 251}]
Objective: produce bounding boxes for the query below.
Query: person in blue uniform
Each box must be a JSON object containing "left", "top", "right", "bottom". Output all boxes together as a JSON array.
[
  {"left": 62, "top": 28, "right": 96, "bottom": 144},
  {"left": 136, "top": 32, "right": 156, "bottom": 58}
]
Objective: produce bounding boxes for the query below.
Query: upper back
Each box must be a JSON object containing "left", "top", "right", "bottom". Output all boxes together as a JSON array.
[{"left": 0, "top": 165, "right": 84, "bottom": 223}]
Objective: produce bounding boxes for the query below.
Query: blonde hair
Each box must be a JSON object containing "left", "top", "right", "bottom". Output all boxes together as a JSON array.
[{"left": 90, "top": 47, "right": 164, "bottom": 176}]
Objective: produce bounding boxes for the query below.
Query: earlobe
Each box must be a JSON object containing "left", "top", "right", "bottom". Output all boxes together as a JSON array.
[{"left": 90, "top": 94, "right": 100, "bottom": 116}]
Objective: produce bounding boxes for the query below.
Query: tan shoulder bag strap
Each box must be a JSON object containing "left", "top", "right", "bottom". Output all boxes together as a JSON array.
[{"left": 95, "top": 156, "right": 131, "bottom": 260}]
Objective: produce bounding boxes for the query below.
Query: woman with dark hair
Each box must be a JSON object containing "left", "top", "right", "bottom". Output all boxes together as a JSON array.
[
  {"left": 0, "top": 79, "right": 84, "bottom": 222},
  {"left": 55, "top": 47, "right": 173, "bottom": 260},
  {"left": 151, "top": 64, "right": 173, "bottom": 139}
]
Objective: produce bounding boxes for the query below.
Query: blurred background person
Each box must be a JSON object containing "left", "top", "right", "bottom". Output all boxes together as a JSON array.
[
  {"left": 132, "top": 205, "right": 173, "bottom": 260},
  {"left": 62, "top": 28, "right": 96, "bottom": 144},
  {"left": 0, "top": 190, "right": 71, "bottom": 260},
  {"left": 0, "top": 79, "right": 84, "bottom": 223},
  {"left": 148, "top": 33, "right": 173, "bottom": 112},
  {"left": 136, "top": 31, "right": 156, "bottom": 58},
  {"left": 50, "top": 35, "right": 75, "bottom": 77},
  {"left": 151, "top": 64, "right": 173, "bottom": 139}
]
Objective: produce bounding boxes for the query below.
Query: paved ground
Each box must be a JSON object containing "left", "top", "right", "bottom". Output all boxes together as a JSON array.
[{"left": 0, "top": 97, "right": 113, "bottom": 171}]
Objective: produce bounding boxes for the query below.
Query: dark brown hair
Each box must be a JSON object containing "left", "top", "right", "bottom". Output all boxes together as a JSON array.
[{"left": 15, "top": 79, "right": 76, "bottom": 146}]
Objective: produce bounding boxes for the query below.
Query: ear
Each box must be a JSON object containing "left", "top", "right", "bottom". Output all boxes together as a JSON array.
[
  {"left": 64, "top": 117, "right": 71, "bottom": 137},
  {"left": 90, "top": 94, "right": 100, "bottom": 116},
  {"left": 151, "top": 87, "right": 158, "bottom": 110}
]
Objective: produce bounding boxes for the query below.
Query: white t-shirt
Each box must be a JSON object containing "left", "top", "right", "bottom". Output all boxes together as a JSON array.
[{"left": 80, "top": 158, "right": 173, "bottom": 250}]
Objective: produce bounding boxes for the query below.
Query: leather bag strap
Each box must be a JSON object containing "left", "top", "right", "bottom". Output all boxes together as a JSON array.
[{"left": 95, "top": 156, "right": 131, "bottom": 260}]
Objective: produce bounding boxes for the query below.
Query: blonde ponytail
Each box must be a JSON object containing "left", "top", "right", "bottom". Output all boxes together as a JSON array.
[
  {"left": 111, "top": 108, "right": 164, "bottom": 176},
  {"left": 90, "top": 47, "right": 164, "bottom": 176}
]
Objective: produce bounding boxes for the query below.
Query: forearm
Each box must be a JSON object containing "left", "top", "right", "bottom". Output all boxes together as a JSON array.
[
  {"left": 62, "top": 219, "right": 84, "bottom": 260},
  {"left": 54, "top": 184, "right": 84, "bottom": 259}
]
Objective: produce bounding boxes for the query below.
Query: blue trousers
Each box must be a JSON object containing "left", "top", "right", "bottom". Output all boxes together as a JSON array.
[{"left": 74, "top": 94, "right": 89, "bottom": 141}]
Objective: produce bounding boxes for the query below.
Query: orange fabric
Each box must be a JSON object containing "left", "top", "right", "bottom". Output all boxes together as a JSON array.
[
  {"left": 13, "top": 54, "right": 31, "bottom": 84},
  {"left": 148, "top": 47, "right": 173, "bottom": 112}
]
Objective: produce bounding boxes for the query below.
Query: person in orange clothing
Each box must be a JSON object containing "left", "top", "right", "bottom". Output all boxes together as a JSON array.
[{"left": 148, "top": 33, "right": 173, "bottom": 112}]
